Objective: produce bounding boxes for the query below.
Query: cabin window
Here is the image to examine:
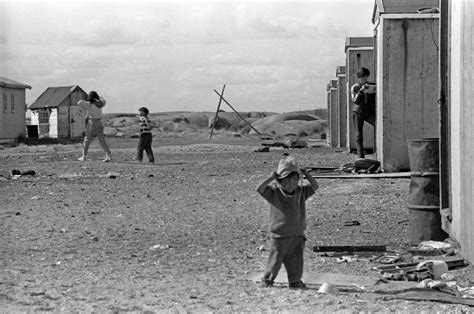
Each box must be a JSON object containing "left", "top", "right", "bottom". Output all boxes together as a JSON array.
[
  {"left": 2, "top": 93, "right": 6, "bottom": 113},
  {"left": 10, "top": 94, "right": 15, "bottom": 112},
  {"left": 39, "top": 110, "right": 50, "bottom": 124}
]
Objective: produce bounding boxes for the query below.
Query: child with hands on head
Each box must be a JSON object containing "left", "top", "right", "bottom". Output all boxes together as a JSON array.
[{"left": 256, "top": 156, "right": 319, "bottom": 288}]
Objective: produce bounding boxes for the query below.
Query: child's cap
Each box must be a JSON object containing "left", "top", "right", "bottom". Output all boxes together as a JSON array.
[
  {"left": 139, "top": 107, "right": 149, "bottom": 115},
  {"left": 276, "top": 156, "right": 301, "bottom": 179}
]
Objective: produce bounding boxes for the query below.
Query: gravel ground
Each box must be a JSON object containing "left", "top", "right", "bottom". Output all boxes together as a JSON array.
[{"left": 1, "top": 133, "right": 472, "bottom": 312}]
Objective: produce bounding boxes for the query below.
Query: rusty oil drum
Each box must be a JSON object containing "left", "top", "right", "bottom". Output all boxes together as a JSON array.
[{"left": 407, "top": 138, "right": 448, "bottom": 243}]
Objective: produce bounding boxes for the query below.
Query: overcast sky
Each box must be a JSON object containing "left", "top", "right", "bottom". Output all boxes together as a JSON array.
[{"left": 1, "top": 0, "right": 375, "bottom": 113}]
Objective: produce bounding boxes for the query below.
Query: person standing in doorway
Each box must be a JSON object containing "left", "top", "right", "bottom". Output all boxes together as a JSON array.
[
  {"left": 77, "top": 91, "right": 111, "bottom": 162},
  {"left": 351, "top": 67, "right": 376, "bottom": 159}
]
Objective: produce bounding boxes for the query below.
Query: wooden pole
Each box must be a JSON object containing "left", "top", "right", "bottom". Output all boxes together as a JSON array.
[
  {"left": 213, "top": 89, "right": 261, "bottom": 135},
  {"left": 209, "top": 84, "right": 226, "bottom": 140}
]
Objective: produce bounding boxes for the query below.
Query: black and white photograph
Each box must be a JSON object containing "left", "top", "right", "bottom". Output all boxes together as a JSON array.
[{"left": 1, "top": 0, "right": 473, "bottom": 311}]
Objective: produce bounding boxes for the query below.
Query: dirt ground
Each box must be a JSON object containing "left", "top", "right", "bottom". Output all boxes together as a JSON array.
[{"left": 1, "top": 132, "right": 472, "bottom": 312}]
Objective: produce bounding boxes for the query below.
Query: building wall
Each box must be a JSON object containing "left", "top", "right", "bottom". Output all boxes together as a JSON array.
[
  {"left": 450, "top": 0, "right": 474, "bottom": 262},
  {"left": 57, "top": 89, "right": 86, "bottom": 138},
  {"left": 337, "top": 74, "right": 347, "bottom": 148},
  {"left": 329, "top": 80, "right": 338, "bottom": 148},
  {"left": 346, "top": 48, "right": 375, "bottom": 153},
  {"left": 0, "top": 86, "right": 26, "bottom": 143},
  {"left": 376, "top": 16, "right": 439, "bottom": 171}
]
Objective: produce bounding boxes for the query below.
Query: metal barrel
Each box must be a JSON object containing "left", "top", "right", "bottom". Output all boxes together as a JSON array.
[{"left": 406, "top": 138, "right": 448, "bottom": 243}]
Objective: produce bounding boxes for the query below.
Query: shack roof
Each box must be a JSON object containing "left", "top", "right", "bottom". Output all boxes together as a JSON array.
[
  {"left": 372, "top": 0, "right": 439, "bottom": 23},
  {"left": 0, "top": 76, "right": 32, "bottom": 89},
  {"left": 29, "top": 85, "right": 85, "bottom": 110},
  {"left": 336, "top": 65, "right": 346, "bottom": 76},
  {"left": 345, "top": 37, "right": 374, "bottom": 52}
]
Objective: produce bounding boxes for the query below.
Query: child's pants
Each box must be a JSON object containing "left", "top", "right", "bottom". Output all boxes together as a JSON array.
[
  {"left": 137, "top": 133, "right": 154, "bottom": 162},
  {"left": 263, "top": 236, "right": 305, "bottom": 284}
]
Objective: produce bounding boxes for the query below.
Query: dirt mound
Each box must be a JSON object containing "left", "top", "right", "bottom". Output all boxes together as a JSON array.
[
  {"left": 101, "top": 111, "right": 325, "bottom": 138},
  {"left": 249, "top": 113, "right": 325, "bottom": 136}
]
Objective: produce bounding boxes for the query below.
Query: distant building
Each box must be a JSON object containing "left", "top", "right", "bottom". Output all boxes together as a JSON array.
[
  {"left": 0, "top": 76, "right": 32, "bottom": 145},
  {"left": 29, "top": 86, "right": 87, "bottom": 138}
]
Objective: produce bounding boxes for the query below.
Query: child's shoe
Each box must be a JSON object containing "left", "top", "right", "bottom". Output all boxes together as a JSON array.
[
  {"left": 78, "top": 156, "right": 87, "bottom": 161},
  {"left": 289, "top": 281, "right": 306, "bottom": 289},
  {"left": 102, "top": 154, "right": 111, "bottom": 163},
  {"left": 133, "top": 157, "right": 142, "bottom": 162},
  {"left": 260, "top": 278, "right": 274, "bottom": 288}
]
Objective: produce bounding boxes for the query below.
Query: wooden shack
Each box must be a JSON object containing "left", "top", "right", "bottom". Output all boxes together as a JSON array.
[
  {"left": 336, "top": 66, "right": 347, "bottom": 148},
  {"left": 439, "top": 0, "right": 474, "bottom": 262},
  {"left": 345, "top": 37, "right": 375, "bottom": 154},
  {"left": 29, "top": 86, "right": 87, "bottom": 138},
  {"left": 373, "top": 0, "right": 439, "bottom": 171},
  {"left": 327, "top": 80, "right": 338, "bottom": 147},
  {"left": 0, "top": 77, "right": 31, "bottom": 144}
]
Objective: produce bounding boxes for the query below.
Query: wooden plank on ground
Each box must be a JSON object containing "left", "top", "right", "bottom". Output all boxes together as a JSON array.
[
  {"left": 311, "top": 172, "right": 410, "bottom": 179},
  {"left": 314, "top": 245, "right": 387, "bottom": 252},
  {"left": 246, "top": 270, "right": 379, "bottom": 287}
]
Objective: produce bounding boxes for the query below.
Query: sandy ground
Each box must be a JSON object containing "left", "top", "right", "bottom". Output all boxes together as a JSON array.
[{"left": 1, "top": 132, "right": 472, "bottom": 312}]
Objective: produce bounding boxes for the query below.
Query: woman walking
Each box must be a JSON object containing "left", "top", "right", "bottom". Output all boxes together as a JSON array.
[{"left": 77, "top": 91, "right": 111, "bottom": 162}]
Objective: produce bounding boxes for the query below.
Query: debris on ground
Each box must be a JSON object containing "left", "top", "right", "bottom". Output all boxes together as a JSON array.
[{"left": 314, "top": 245, "right": 387, "bottom": 253}]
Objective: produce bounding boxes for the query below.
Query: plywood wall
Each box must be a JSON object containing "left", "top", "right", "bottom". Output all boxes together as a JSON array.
[
  {"left": 337, "top": 74, "right": 347, "bottom": 148},
  {"left": 0, "top": 87, "right": 26, "bottom": 142},
  {"left": 376, "top": 16, "right": 439, "bottom": 171},
  {"left": 450, "top": 0, "right": 474, "bottom": 262}
]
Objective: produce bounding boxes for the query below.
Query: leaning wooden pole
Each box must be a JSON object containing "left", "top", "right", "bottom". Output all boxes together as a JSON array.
[
  {"left": 213, "top": 89, "right": 261, "bottom": 135},
  {"left": 209, "top": 84, "right": 226, "bottom": 140}
]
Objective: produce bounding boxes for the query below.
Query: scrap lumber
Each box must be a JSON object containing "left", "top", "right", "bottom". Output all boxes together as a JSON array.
[
  {"left": 313, "top": 245, "right": 387, "bottom": 252},
  {"left": 311, "top": 173, "right": 410, "bottom": 179},
  {"left": 373, "top": 258, "right": 466, "bottom": 274},
  {"left": 213, "top": 89, "right": 261, "bottom": 135},
  {"left": 209, "top": 84, "right": 226, "bottom": 140},
  {"left": 377, "top": 288, "right": 474, "bottom": 306}
]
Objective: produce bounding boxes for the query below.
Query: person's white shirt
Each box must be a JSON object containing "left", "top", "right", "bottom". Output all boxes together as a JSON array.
[{"left": 77, "top": 97, "right": 106, "bottom": 119}]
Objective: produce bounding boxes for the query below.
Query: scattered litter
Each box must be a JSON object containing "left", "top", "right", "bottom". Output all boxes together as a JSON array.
[
  {"left": 257, "top": 245, "right": 266, "bottom": 251},
  {"left": 416, "top": 260, "right": 449, "bottom": 279},
  {"left": 150, "top": 244, "right": 170, "bottom": 250},
  {"left": 318, "top": 282, "right": 339, "bottom": 295},
  {"left": 336, "top": 256, "right": 358, "bottom": 263},
  {"left": 417, "top": 279, "right": 459, "bottom": 295},
  {"left": 21, "top": 170, "right": 36, "bottom": 176},
  {"left": 90, "top": 235, "right": 99, "bottom": 242},
  {"left": 418, "top": 241, "right": 452, "bottom": 250},
  {"left": 11, "top": 169, "right": 21, "bottom": 175},
  {"left": 254, "top": 146, "right": 270, "bottom": 153},
  {"left": 106, "top": 172, "right": 120, "bottom": 179},
  {"left": 344, "top": 220, "right": 360, "bottom": 226},
  {"left": 314, "top": 245, "right": 387, "bottom": 253},
  {"left": 31, "top": 195, "right": 42, "bottom": 200},
  {"left": 373, "top": 254, "right": 401, "bottom": 264}
]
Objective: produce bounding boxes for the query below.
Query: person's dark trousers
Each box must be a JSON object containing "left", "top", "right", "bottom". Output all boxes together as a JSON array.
[
  {"left": 263, "top": 236, "right": 305, "bottom": 285},
  {"left": 353, "top": 111, "right": 375, "bottom": 158},
  {"left": 137, "top": 133, "right": 155, "bottom": 162}
]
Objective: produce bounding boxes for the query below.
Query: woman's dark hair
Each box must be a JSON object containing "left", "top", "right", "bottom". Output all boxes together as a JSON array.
[
  {"left": 87, "top": 91, "right": 100, "bottom": 103},
  {"left": 357, "top": 67, "right": 370, "bottom": 78},
  {"left": 139, "top": 107, "right": 149, "bottom": 115}
]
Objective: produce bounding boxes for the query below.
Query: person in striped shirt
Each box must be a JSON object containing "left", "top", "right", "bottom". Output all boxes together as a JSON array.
[{"left": 135, "top": 107, "right": 155, "bottom": 163}]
